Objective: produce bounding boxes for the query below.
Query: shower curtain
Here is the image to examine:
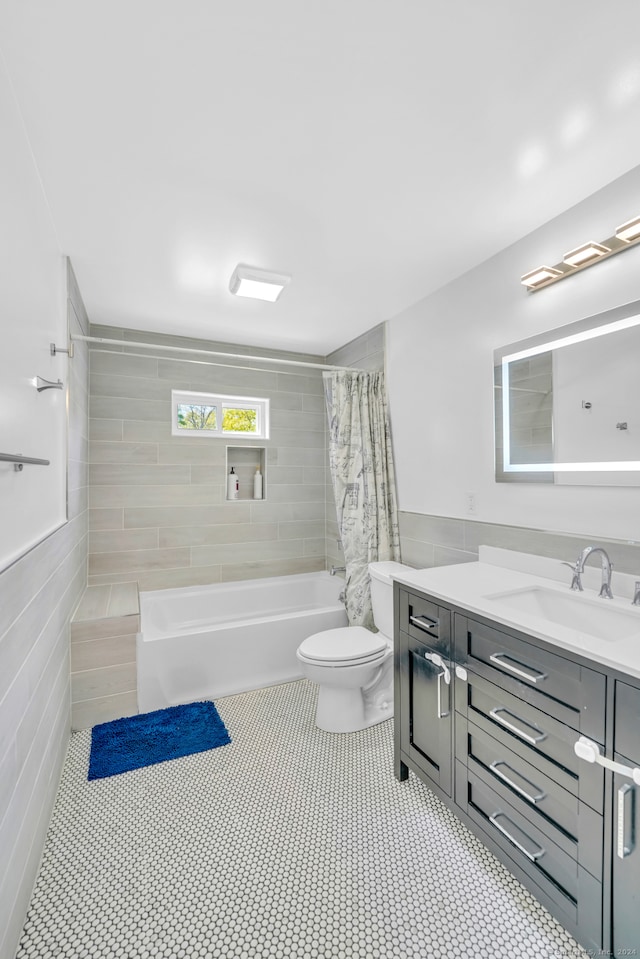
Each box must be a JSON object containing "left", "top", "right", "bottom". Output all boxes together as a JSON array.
[{"left": 323, "top": 370, "right": 401, "bottom": 629}]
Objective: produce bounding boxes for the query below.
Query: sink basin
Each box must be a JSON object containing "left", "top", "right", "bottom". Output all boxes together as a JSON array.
[{"left": 484, "top": 586, "right": 640, "bottom": 642}]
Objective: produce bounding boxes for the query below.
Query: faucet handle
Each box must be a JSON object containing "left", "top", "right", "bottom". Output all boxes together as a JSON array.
[{"left": 560, "top": 560, "right": 583, "bottom": 591}]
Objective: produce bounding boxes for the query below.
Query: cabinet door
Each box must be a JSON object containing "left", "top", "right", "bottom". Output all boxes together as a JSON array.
[
  {"left": 612, "top": 761, "right": 640, "bottom": 955},
  {"left": 400, "top": 635, "right": 453, "bottom": 796}
]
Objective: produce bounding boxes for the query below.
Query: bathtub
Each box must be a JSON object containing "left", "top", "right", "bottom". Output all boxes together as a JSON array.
[{"left": 137, "top": 571, "right": 348, "bottom": 712}]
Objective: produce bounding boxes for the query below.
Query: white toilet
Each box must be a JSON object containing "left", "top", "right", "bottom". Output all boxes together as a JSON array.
[{"left": 296, "top": 561, "right": 410, "bottom": 733}]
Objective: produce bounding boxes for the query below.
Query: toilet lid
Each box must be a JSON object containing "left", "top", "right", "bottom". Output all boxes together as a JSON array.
[{"left": 298, "top": 626, "right": 387, "bottom": 664}]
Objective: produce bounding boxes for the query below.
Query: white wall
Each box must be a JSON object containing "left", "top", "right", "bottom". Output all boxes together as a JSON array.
[
  {"left": 0, "top": 62, "right": 68, "bottom": 570},
  {"left": 0, "top": 59, "right": 88, "bottom": 959},
  {"left": 387, "top": 164, "right": 640, "bottom": 543}
]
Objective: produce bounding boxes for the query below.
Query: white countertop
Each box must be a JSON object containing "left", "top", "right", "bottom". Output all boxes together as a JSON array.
[{"left": 392, "top": 547, "right": 640, "bottom": 680}]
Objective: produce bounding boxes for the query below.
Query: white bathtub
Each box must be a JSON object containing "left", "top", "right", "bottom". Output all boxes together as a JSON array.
[{"left": 137, "top": 571, "right": 348, "bottom": 712}]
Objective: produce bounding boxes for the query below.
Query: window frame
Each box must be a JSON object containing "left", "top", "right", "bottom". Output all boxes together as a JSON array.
[{"left": 171, "top": 389, "right": 270, "bottom": 439}]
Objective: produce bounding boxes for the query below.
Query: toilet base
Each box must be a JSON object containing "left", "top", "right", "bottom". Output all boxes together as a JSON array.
[{"left": 315, "top": 681, "right": 393, "bottom": 734}]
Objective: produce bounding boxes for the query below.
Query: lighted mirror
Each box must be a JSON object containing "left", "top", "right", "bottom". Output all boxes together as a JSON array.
[{"left": 494, "top": 300, "right": 640, "bottom": 486}]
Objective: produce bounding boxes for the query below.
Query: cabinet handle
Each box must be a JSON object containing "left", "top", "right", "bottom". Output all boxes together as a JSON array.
[
  {"left": 617, "top": 784, "right": 635, "bottom": 859},
  {"left": 489, "top": 707, "right": 547, "bottom": 746},
  {"left": 436, "top": 671, "right": 450, "bottom": 719},
  {"left": 489, "top": 652, "right": 547, "bottom": 684},
  {"left": 574, "top": 737, "right": 640, "bottom": 784},
  {"left": 410, "top": 614, "right": 438, "bottom": 634},
  {"left": 489, "top": 812, "right": 546, "bottom": 862},
  {"left": 489, "top": 761, "right": 546, "bottom": 804},
  {"left": 424, "top": 652, "right": 450, "bottom": 719}
]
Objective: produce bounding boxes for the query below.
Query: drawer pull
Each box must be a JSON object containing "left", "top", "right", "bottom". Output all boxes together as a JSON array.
[
  {"left": 489, "top": 652, "right": 547, "bottom": 684},
  {"left": 489, "top": 707, "right": 547, "bottom": 746},
  {"left": 424, "top": 652, "right": 450, "bottom": 719},
  {"left": 489, "top": 811, "right": 546, "bottom": 862},
  {"left": 410, "top": 614, "right": 438, "bottom": 634},
  {"left": 617, "top": 784, "right": 635, "bottom": 859},
  {"left": 489, "top": 761, "right": 546, "bottom": 804}
]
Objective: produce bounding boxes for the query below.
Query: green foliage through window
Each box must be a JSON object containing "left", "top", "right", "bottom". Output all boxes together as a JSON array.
[
  {"left": 177, "top": 404, "right": 217, "bottom": 430},
  {"left": 222, "top": 407, "right": 257, "bottom": 433}
]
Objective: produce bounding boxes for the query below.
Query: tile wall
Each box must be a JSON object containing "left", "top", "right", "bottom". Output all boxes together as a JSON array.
[
  {"left": 399, "top": 511, "right": 640, "bottom": 575},
  {"left": 0, "top": 261, "right": 88, "bottom": 958},
  {"left": 88, "top": 326, "right": 329, "bottom": 589},
  {"left": 494, "top": 352, "right": 554, "bottom": 484}
]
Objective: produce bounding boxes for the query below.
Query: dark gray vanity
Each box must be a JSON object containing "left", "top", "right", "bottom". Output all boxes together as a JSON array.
[{"left": 393, "top": 561, "right": 640, "bottom": 954}]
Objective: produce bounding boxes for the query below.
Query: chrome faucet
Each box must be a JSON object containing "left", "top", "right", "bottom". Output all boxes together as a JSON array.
[
  {"left": 561, "top": 558, "right": 584, "bottom": 592},
  {"left": 329, "top": 565, "right": 346, "bottom": 576},
  {"left": 575, "top": 546, "right": 614, "bottom": 599}
]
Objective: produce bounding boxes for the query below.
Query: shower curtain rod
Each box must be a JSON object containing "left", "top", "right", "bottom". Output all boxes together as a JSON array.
[{"left": 71, "top": 335, "right": 359, "bottom": 372}]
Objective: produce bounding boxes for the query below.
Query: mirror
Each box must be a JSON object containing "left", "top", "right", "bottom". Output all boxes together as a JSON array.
[{"left": 494, "top": 299, "right": 640, "bottom": 485}]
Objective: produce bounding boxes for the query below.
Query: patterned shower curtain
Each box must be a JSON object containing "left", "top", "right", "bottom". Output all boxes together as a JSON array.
[{"left": 323, "top": 370, "right": 401, "bottom": 629}]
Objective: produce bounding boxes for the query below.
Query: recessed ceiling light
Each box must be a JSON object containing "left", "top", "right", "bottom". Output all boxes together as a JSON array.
[
  {"left": 520, "top": 266, "right": 563, "bottom": 289},
  {"left": 563, "top": 241, "right": 610, "bottom": 267},
  {"left": 615, "top": 216, "right": 640, "bottom": 243},
  {"left": 229, "top": 264, "right": 291, "bottom": 302}
]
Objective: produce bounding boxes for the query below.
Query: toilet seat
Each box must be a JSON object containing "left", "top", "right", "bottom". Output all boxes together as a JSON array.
[{"left": 297, "top": 626, "right": 388, "bottom": 667}]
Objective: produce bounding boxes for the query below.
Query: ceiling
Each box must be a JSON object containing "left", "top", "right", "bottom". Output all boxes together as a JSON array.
[{"left": 2, "top": 1, "right": 640, "bottom": 355}]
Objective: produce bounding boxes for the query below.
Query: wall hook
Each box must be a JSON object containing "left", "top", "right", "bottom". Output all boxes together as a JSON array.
[
  {"left": 616, "top": 422, "right": 628, "bottom": 430},
  {"left": 36, "top": 376, "right": 64, "bottom": 392}
]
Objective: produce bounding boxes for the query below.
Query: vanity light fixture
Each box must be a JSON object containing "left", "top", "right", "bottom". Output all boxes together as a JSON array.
[
  {"left": 521, "top": 213, "right": 640, "bottom": 291},
  {"left": 229, "top": 264, "right": 291, "bottom": 303},
  {"left": 563, "top": 241, "right": 610, "bottom": 267},
  {"left": 520, "top": 266, "right": 563, "bottom": 289},
  {"left": 615, "top": 215, "right": 640, "bottom": 243}
]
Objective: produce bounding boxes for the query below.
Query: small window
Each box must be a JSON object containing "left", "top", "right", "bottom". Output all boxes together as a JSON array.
[{"left": 171, "top": 390, "right": 270, "bottom": 439}]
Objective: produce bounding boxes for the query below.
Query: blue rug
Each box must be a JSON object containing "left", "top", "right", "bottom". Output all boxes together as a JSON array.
[{"left": 88, "top": 701, "right": 231, "bottom": 780}]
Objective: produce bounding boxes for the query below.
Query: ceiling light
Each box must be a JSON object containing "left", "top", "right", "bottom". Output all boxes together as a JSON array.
[
  {"left": 563, "top": 241, "right": 610, "bottom": 267},
  {"left": 520, "top": 266, "right": 563, "bottom": 289},
  {"left": 229, "top": 264, "right": 291, "bottom": 302},
  {"left": 615, "top": 216, "right": 640, "bottom": 243}
]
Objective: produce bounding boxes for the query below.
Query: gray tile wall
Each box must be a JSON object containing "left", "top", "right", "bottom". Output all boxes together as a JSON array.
[
  {"left": 88, "top": 326, "right": 329, "bottom": 589},
  {"left": 324, "top": 325, "right": 386, "bottom": 569},
  {"left": 0, "top": 260, "right": 88, "bottom": 958},
  {"left": 495, "top": 353, "right": 554, "bottom": 484},
  {"left": 399, "top": 510, "right": 640, "bottom": 575}
]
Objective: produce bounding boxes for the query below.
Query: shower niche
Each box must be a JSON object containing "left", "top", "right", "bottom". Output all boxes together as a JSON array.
[{"left": 225, "top": 446, "right": 266, "bottom": 501}]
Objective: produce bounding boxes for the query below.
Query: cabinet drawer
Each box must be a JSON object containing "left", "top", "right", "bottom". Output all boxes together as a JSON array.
[
  {"left": 459, "top": 767, "right": 603, "bottom": 946},
  {"left": 466, "top": 769, "right": 579, "bottom": 900},
  {"left": 461, "top": 717, "right": 577, "bottom": 839},
  {"left": 455, "top": 615, "right": 606, "bottom": 740},
  {"left": 614, "top": 681, "right": 640, "bottom": 765},
  {"left": 398, "top": 589, "right": 449, "bottom": 658},
  {"left": 456, "top": 717, "right": 603, "bottom": 881},
  {"left": 457, "top": 671, "right": 604, "bottom": 813}
]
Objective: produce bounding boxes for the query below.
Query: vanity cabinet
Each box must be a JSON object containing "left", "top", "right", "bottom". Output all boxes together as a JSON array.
[
  {"left": 612, "top": 682, "right": 640, "bottom": 955},
  {"left": 454, "top": 614, "right": 605, "bottom": 948},
  {"left": 394, "top": 584, "right": 611, "bottom": 953},
  {"left": 395, "top": 591, "right": 453, "bottom": 796}
]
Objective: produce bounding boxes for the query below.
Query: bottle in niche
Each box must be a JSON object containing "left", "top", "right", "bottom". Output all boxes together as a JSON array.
[
  {"left": 227, "top": 466, "right": 239, "bottom": 500},
  {"left": 253, "top": 467, "right": 263, "bottom": 500}
]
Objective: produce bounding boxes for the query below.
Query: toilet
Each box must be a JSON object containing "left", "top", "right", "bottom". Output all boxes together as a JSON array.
[{"left": 296, "top": 561, "right": 411, "bottom": 733}]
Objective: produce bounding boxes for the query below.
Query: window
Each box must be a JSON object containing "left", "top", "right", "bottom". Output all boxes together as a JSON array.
[{"left": 171, "top": 390, "right": 270, "bottom": 439}]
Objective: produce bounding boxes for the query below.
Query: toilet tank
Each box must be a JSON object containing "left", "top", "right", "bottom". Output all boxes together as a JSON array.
[{"left": 369, "top": 561, "right": 411, "bottom": 638}]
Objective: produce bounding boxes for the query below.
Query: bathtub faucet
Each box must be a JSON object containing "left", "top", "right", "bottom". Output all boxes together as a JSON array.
[{"left": 330, "top": 565, "right": 346, "bottom": 576}]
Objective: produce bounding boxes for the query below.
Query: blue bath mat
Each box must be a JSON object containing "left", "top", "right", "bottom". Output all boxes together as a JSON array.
[{"left": 88, "top": 701, "right": 231, "bottom": 780}]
